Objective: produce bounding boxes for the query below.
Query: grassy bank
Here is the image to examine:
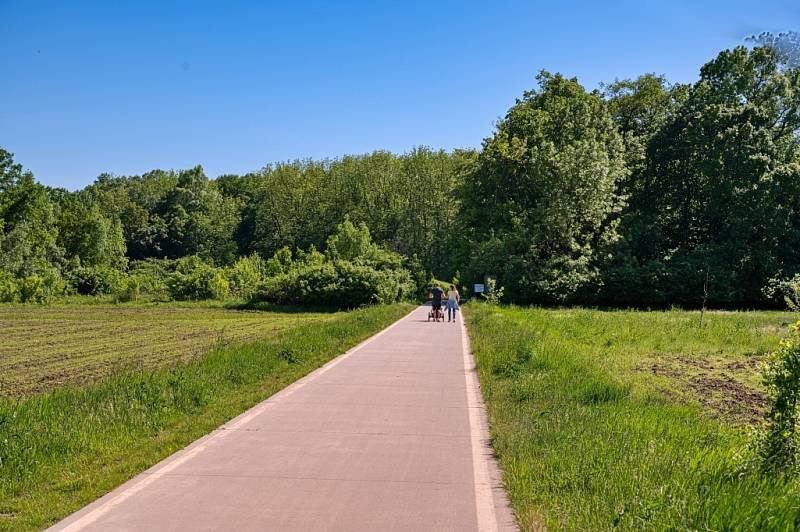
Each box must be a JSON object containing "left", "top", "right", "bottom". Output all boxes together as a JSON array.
[
  {"left": 0, "top": 301, "right": 332, "bottom": 396},
  {"left": 465, "top": 304, "right": 800, "bottom": 530},
  {"left": 0, "top": 303, "right": 412, "bottom": 530}
]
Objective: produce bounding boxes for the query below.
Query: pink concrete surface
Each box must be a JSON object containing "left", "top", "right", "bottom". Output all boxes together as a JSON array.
[{"left": 49, "top": 306, "right": 517, "bottom": 531}]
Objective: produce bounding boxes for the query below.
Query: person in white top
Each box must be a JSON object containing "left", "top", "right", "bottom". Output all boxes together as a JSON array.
[{"left": 445, "top": 287, "right": 460, "bottom": 322}]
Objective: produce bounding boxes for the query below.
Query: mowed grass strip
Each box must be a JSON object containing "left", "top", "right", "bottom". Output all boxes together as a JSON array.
[
  {"left": 465, "top": 304, "right": 800, "bottom": 531},
  {"left": 0, "top": 303, "right": 413, "bottom": 531},
  {"left": 0, "top": 302, "right": 333, "bottom": 396}
]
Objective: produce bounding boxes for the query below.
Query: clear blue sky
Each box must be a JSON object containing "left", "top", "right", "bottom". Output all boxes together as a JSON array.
[{"left": 1, "top": 0, "right": 797, "bottom": 190}]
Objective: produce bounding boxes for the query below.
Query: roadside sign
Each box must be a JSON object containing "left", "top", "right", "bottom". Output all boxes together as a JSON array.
[{"left": 474, "top": 283, "right": 485, "bottom": 293}]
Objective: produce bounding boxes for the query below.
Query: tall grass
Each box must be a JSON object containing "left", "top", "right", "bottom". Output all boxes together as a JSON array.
[
  {"left": 0, "top": 303, "right": 412, "bottom": 531},
  {"left": 465, "top": 304, "right": 800, "bottom": 530}
]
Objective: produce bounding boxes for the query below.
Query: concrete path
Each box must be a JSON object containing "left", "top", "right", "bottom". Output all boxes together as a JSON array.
[{"left": 51, "top": 306, "right": 516, "bottom": 531}]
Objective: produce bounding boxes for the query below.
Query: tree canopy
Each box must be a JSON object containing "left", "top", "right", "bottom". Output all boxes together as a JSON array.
[{"left": 2, "top": 43, "right": 799, "bottom": 308}]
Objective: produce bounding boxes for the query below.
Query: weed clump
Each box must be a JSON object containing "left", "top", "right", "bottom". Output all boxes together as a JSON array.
[{"left": 277, "top": 348, "right": 300, "bottom": 364}]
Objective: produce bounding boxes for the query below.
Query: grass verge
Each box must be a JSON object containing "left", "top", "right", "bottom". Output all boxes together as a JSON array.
[
  {"left": 0, "top": 303, "right": 413, "bottom": 531},
  {"left": 465, "top": 303, "right": 800, "bottom": 530}
]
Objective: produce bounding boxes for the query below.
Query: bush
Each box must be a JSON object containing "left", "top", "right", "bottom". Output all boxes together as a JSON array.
[
  {"left": 128, "top": 259, "right": 170, "bottom": 299},
  {"left": 255, "top": 260, "right": 414, "bottom": 308},
  {"left": 0, "top": 271, "right": 19, "bottom": 302},
  {"left": 166, "top": 257, "right": 229, "bottom": 300},
  {"left": 760, "top": 321, "right": 800, "bottom": 474},
  {"left": 763, "top": 274, "right": 800, "bottom": 310},
  {"left": 481, "top": 277, "right": 505, "bottom": 305},
  {"left": 226, "top": 254, "right": 266, "bottom": 300},
  {"left": 0, "top": 270, "right": 67, "bottom": 303},
  {"left": 251, "top": 220, "right": 417, "bottom": 308},
  {"left": 68, "top": 266, "right": 128, "bottom": 296},
  {"left": 118, "top": 274, "right": 142, "bottom": 302},
  {"left": 17, "top": 276, "right": 45, "bottom": 303}
]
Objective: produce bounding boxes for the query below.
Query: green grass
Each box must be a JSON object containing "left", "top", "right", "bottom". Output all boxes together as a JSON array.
[
  {"left": 0, "top": 302, "right": 413, "bottom": 530},
  {"left": 0, "top": 301, "right": 334, "bottom": 396},
  {"left": 465, "top": 304, "right": 800, "bottom": 531}
]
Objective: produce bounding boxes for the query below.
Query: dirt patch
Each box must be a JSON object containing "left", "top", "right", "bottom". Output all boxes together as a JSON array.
[
  {"left": 647, "top": 363, "right": 684, "bottom": 378},
  {"left": 643, "top": 354, "right": 768, "bottom": 424},
  {"left": 687, "top": 375, "right": 767, "bottom": 424},
  {"left": 675, "top": 356, "right": 715, "bottom": 370},
  {"left": 723, "top": 357, "right": 762, "bottom": 371}
]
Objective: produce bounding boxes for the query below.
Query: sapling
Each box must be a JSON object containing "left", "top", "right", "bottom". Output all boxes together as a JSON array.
[
  {"left": 481, "top": 278, "right": 505, "bottom": 305},
  {"left": 700, "top": 271, "right": 709, "bottom": 328}
]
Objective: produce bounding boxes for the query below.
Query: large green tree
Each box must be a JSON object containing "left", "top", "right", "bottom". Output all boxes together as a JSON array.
[
  {"left": 56, "top": 194, "right": 127, "bottom": 269},
  {"left": 461, "top": 72, "right": 627, "bottom": 303},
  {"left": 160, "top": 166, "right": 240, "bottom": 264},
  {"left": 606, "top": 46, "right": 800, "bottom": 306},
  {"left": 0, "top": 149, "right": 61, "bottom": 276}
]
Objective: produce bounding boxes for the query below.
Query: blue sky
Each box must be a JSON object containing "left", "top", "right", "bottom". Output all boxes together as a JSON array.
[{"left": 1, "top": 0, "right": 797, "bottom": 190}]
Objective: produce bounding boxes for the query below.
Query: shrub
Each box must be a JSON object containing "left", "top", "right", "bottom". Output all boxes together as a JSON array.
[
  {"left": 763, "top": 274, "right": 800, "bottom": 311},
  {"left": 264, "top": 246, "right": 294, "bottom": 276},
  {"left": 166, "top": 257, "right": 229, "bottom": 300},
  {"left": 18, "top": 276, "right": 45, "bottom": 303},
  {"left": 118, "top": 274, "right": 142, "bottom": 302},
  {"left": 68, "top": 266, "right": 128, "bottom": 296},
  {"left": 12, "top": 272, "right": 67, "bottom": 303},
  {"left": 128, "top": 259, "right": 170, "bottom": 299},
  {"left": 760, "top": 321, "right": 800, "bottom": 474},
  {"left": 41, "top": 270, "right": 68, "bottom": 299},
  {"left": 481, "top": 278, "right": 505, "bottom": 305},
  {"left": 255, "top": 260, "right": 414, "bottom": 308},
  {"left": 0, "top": 271, "right": 19, "bottom": 302},
  {"left": 226, "top": 254, "right": 266, "bottom": 300}
]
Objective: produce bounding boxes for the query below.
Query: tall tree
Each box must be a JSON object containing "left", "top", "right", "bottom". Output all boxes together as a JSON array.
[
  {"left": 461, "top": 72, "right": 627, "bottom": 303},
  {"left": 0, "top": 149, "right": 61, "bottom": 276},
  {"left": 56, "top": 194, "right": 127, "bottom": 268},
  {"left": 160, "top": 166, "right": 240, "bottom": 264},
  {"left": 618, "top": 46, "right": 800, "bottom": 306}
]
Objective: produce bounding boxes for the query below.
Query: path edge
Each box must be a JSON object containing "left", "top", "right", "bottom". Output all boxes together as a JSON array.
[{"left": 460, "top": 312, "right": 519, "bottom": 532}]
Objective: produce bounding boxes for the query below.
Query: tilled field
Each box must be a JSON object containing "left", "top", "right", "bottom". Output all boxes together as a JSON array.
[{"left": 0, "top": 303, "right": 329, "bottom": 396}]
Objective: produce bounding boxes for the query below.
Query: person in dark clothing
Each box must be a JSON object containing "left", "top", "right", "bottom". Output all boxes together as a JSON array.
[{"left": 430, "top": 285, "right": 444, "bottom": 321}]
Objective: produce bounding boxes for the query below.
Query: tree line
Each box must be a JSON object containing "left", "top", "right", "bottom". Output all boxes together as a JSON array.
[{"left": 1, "top": 42, "right": 799, "bottom": 308}]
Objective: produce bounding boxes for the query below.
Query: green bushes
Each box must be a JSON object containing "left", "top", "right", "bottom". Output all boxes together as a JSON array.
[
  {"left": 252, "top": 218, "right": 417, "bottom": 309},
  {"left": 0, "top": 271, "right": 18, "bottom": 302},
  {"left": 67, "top": 265, "right": 128, "bottom": 296},
  {"left": 226, "top": 254, "right": 267, "bottom": 299},
  {"left": 258, "top": 261, "right": 414, "bottom": 308},
  {"left": 57, "top": 256, "right": 255, "bottom": 302},
  {"left": 0, "top": 216, "right": 421, "bottom": 306},
  {"left": 760, "top": 321, "right": 800, "bottom": 473},
  {"left": 0, "top": 271, "right": 66, "bottom": 303},
  {"left": 127, "top": 259, "right": 170, "bottom": 298},
  {"left": 162, "top": 254, "right": 268, "bottom": 302},
  {"left": 166, "top": 257, "right": 229, "bottom": 301}
]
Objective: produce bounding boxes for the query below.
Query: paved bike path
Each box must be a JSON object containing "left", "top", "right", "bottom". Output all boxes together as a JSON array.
[{"left": 51, "top": 306, "right": 516, "bottom": 531}]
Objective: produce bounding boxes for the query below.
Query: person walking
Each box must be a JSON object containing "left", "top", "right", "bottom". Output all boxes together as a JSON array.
[
  {"left": 445, "top": 286, "right": 460, "bottom": 322},
  {"left": 430, "top": 284, "right": 445, "bottom": 322}
]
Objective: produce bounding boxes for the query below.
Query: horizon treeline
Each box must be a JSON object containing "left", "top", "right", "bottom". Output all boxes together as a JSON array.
[{"left": 2, "top": 42, "right": 799, "bottom": 308}]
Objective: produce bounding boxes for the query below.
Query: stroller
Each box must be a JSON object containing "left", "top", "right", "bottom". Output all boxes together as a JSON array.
[{"left": 427, "top": 305, "right": 445, "bottom": 322}]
